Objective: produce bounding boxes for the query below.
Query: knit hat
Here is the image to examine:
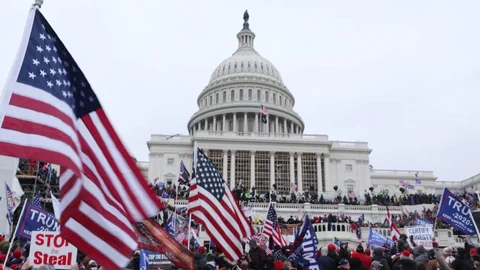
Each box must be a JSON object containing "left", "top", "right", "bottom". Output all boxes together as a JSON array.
[
  {"left": 197, "top": 246, "right": 206, "bottom": 254},
  {"left": 356, "top": 244, "right": 364, "bottom": 253},
  {"left": 13, "top": 250, "right": 22, "bottom": 259},
  {"left": 328, "top": 244, "right": 336, "bottom": 251},
  {"left": 471, "top": 248, "right": 478, "bottom": 256},
  {"left": 182, "top": 238, "right": 188, "bottom": 245}
]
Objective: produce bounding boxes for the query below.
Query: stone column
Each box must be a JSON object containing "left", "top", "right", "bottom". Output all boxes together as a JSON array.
[
  {"left": 222, "top": 150, "right": 228, "bottom": 182},
  {"left": 204, "top": 118, "right": 208, "bottom": 131},
  {"left": 324, "top": 154, "right": 330, "bottom": 191},
  {"left": 270, "top": 152, "right": 275, "bottom": 190},
  {"left": 250, "top": 151, "right": 256, "bottom": 190},
  {"left": 213, "top": 117, "right": 217, "bottom": 132},
  {"left": 222, "top": 114, "right": 226, "bottom": 132},
  {"left": 230, "top": 150, "right": 236, "bottom": 190},
  {"left": 233, "top": 113, "right": 237, "bottom": 132},
  {"left": 275, "top": 116, "right": 279, "bottom": 133},
  {"left": 289, "top": 152, "right": 295, "bottom": 190},
  {"left": 244, "top": 113, "right": 248, "bottom": 133},
  {"left": 284, "top": 118, "right": 287, "bottom": 134},
  {"left": 297, "top": 153, "right": 303, "bottom": 192},
  {"left": 296, "top": 125, "right": 300, "bottom": 134},
  {"left": 291, "top": 122, "right": 294, "bottom": 134},
  {"left": 316, "top": 153, "right": 322, "bottom": 194},
  {"left": 254, "top": 113, "right": 259, "bottom": 133}
]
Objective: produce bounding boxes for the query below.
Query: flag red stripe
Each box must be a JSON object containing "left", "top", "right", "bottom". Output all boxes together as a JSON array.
[
  {"left": 0, "top": 141, "right": 80, "bottom": 177},
  {"left": 10, "top": 93, "right": 75, "bottom": 128},
  {"left": 77, "top": 135, "right": 128, "bottom": 213},
  {"left": 96, "top": 110, "right": 161, "bottom": 208},
  {"left": 2, "top": 116, "right": 78, "bottom": 156},
  {"left": 60, "top": 227, "right": 122, "bottom": 269},
  {"left": 82, "top": 114, "right": 149, "bottom": 219},
  {"left": 191, "top": 210, "right": 243, "bottom": 261},
  {"left": 72, "top": 210, "right": 133, "bottom": 256}
]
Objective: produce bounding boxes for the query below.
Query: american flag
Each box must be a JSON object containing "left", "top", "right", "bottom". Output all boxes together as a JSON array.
[
  {"left": 178, "top": 160, "right": 190, "bottom": 185},
  {"left": 260, "top": 104, "right": 268, "bottom": 124},
  {"left": 188, "top": 148, "right": 253, "bottom": 261},
  {"left": 386, "top": 206, "right": 400, "bottom": 241},
  {"left": 5, "top": 183, "right": 16, "bottom": 224},
  {"left": 263, "top": 203, "right": 287, "bottom": 247},
  {"left": 0, "top": 9, "right": 163, "bottom": 268},
  {"left": 32, "top": 192, "right": 42, "bottom": 208}
]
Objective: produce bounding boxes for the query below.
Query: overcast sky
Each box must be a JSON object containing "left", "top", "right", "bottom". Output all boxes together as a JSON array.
[{"left": 1, "top": 1, "right": 479, "bottom": 182}]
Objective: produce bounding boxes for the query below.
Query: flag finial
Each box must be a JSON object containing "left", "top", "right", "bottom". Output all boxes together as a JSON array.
[{"left": 33, "top": 0, "right": 44, "bottom": 8}]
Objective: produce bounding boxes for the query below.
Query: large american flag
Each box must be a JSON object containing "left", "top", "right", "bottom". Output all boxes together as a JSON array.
[
  {"left": 0, "top": 8, "right": 163, "bottom": 268},
  {"left": 387, "top": 206, "right": 400, "bottom": 241},
  {"left": 263, "top": 203, "right": 287, "bottom": 247},
  {"left": 188, "top": 148, "right": 253, "bottom": 261}
]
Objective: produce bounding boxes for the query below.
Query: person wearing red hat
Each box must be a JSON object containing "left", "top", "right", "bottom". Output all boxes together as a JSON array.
[
  {"left": 327, "top": 244, "right": 340, "bottom": 266},
  {"left": 5, "top": 249, "right": 23, "bottom": 268},
  {"left": 194, "top": 246, "right": 207, "bottom": 270},
  {"left": 392, "top": 249, "right": 415, "bottom": 269}
]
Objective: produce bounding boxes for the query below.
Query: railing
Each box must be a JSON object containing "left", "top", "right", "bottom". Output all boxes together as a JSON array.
[
  {"left": 371, "top": 169, "right": 434, "bottom": 177},
  {"left": 194, "top": 131, "right": 329, "bottom": 141}
]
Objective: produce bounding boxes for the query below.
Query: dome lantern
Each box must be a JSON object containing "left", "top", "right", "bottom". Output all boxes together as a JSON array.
[{"left": 237, "top": 10, "right": 256, "bottom": 51}]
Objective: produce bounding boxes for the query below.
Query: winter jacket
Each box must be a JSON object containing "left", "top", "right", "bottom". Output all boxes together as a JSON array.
[
  {"left": 318, "top": 255, "right": 336, "bottom": 270},
  {"left": 194, "top": 252, "right": 207, "bottom": 270},
  {"left": 413, "top": 246, "right": 429, "bottom": 266},
  {"left": 372, "top": 248, "right": 390, "bottom": 270},
  {"left": 396, "top": 239, "right": 410, "bottom": 252},
  {"left": 392, "top": 258, "right": 416, "bottom": 270},
  {"left": 357, "top": 252, "right": 372, "bottom": 269},
  {"left": 248, "top": 247, "right": 267, "bottom": 270},
  {"left": 349, "top": 258, "right": 367, "bottom": 270}
]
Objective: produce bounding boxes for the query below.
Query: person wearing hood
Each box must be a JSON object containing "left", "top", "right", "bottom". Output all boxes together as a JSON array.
[
  {"left": 413, "top": 246, "right": 429, "bottom": 266},
  {"left": 318, "top": 247, "right": 336, "bottom": 270},
  {"left": 372, "top": 247, "right": 390, "bottom": 270},
  {"left": 396, "top": 235, "right": 410, "bottom": 253},
  {"left": 194, "top": 246, "right": 207, "bottom": 270},
  {"left": 248, "top": 239, "right": 267, "bottom": 270},
  {"left": 355, "top": 244, "right": 372, "bottom": 269},
  {"left": 392, "top": 250, "right": 416, "bottom": 270}
]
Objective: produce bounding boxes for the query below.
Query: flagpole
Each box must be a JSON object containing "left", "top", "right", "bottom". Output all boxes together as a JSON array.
[
  {"left": 3, "top": 199, "right": 28, "bottom": 269},
  {"left": 187, "top": 143, "right": 198, "bottom": 251}
]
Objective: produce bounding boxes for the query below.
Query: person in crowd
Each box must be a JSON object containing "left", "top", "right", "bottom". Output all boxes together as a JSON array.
[
  {"left": 354, "top": 244, "right": 371, "bottom": 269},
  {"left": 413, "top": 246, "right": 429, "bottom": 266},
  {"left": 392, "top": 250, "right": 416, "bottom": 270},
  {"left": 5, "top": 249, "right": 23, "bottom": 268},
  {"left": 349, "top": 252, "right": 366, "bottom": 270},
  {"left": 396, "top": 234, "right": 410, "bottom": 252},
  {"left": 327, "top": 243, "right": 341, "bottom": 266},
  {"left": 443, "top": 247, "right": 455, "bottom": 266},
  {"left": 372, "top": 248, "right": 390, "bottom": 270},
  {"left": 451, "top": 243, "right": 475, "bottom": 270},
  {"left": 425, "top": 259, "right": 439, "bottom": 270},
  {"left": 247, "top": 239, "right": 267, "bottom": 270},
  {"left": 194, "top": 246, "right": 207, "bottom": 270},
  {"left": 202, "top": 252, "right": 216, "bottom": 270},
  {"left": 214, "top": 247, "right": 235, "bottom": 269},
  {"left": 318, "top": 247, "right": 336, "bottom": 270},
  {"left": 338, "top": 259, "right": 350, "bottom": 269}
]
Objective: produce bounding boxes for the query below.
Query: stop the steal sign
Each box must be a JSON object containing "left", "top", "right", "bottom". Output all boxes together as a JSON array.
[{"left": 29, "top": 231, "right": 77, "bottom": 269}]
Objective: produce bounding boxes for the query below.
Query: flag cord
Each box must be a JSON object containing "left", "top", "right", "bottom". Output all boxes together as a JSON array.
[{"left": 3, "top": 199, "right": 28, "bottom": 269}]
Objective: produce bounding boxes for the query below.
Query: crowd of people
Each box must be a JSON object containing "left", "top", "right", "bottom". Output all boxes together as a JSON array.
[{"left": 186, "top": 233, "right": 479, "bottom": 270}]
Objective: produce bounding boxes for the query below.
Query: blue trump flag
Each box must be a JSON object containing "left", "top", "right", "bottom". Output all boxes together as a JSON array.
[
  {"left": 139, "top": 249, "right": 149, "bottom": 270},
  {"left": 288, "top": 214, "right": 323, "bottom": 270},
  {"left": 416, "top": 218, "right": 432, "bottom": 226},
  {"left": 16, "top": 202, "right": 59, "bottom": 240},
  {"left": 167, "top": 213, "right": 175, "bottom": 236},
  {"left": 367, "top": 227, "right": 394, "bottom": 249},
  {"left": 437, "top": 188, "right": 478, "bottom": 235}
]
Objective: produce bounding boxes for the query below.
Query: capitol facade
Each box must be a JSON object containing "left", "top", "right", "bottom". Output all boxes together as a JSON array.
[{"left": 137, "top": 13, "right": 450, "bottom": 199}]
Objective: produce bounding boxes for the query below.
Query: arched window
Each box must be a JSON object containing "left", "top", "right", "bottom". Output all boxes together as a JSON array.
[
  {"left": 248, "top": 61, "right": 251, "bottom": 68},
  {"left": 279, "top": 95, "right": 282, "bottom": 106},
  {"left": 265, "top": 91, "right": 269, "bottom": 102},
  {"left": 273, "top": 93, "right": 276, "bottom": 104},
  {"left": 215, "top": 93, "right": 219, "bottom": 104},
  {"left": 234, "top": 62, "right": 237, "bottom": 69},
  {"left": 209, "top": 95, "right": 212, "bottom": 105},
  {"left": 248, "top": 89, "right": 252, "bottom": 100},
  {"left": 241, "top": 62, "right": 244, "bottom": 69},
  {"left": 231, "top": 90, "right": 235, "bottom": 101},
  {"left": 239, "top": 89, "right": 243, "bottom": 100},
  {"left": 223, "top": 91, "right": 226, "bottom": 102},
  {"left": 284, "top": 97, "right": 287, "bottom": 107},
  {"left": 257, "top": 90, "right": 261, "bottom": 101}
]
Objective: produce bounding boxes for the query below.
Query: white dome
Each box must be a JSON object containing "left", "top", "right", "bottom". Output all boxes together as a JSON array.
[{"left": 209, "top": 49, "right": 283, "bottom": 84}]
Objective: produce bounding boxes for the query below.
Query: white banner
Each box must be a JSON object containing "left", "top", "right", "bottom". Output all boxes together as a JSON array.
[
  {"left": 29, "top": 231, "right": 77, "bottom": 269},
  {"left": 0, "top": 155, "right": 23, "bottom": 238},
  {"left": 405, "top": 225, "right": 434, "bottom": 250}
]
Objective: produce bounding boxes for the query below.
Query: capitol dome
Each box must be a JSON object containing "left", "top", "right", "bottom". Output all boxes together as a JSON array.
[{"left": 188, "top": 11, "right": 304, "bottom": 136}]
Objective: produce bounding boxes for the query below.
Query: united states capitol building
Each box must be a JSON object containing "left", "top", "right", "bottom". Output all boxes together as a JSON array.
[{"left": 137, "top": 12, "right": 480, "bottom": 247}]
